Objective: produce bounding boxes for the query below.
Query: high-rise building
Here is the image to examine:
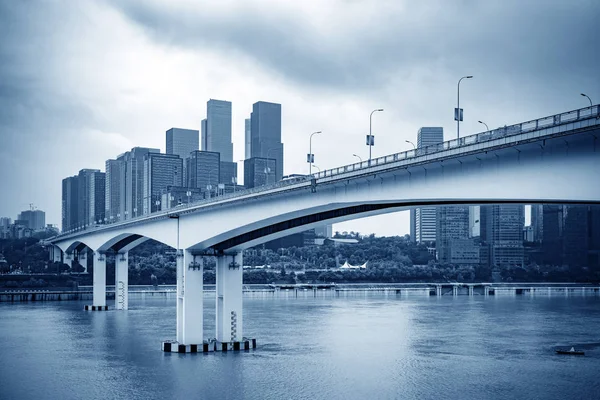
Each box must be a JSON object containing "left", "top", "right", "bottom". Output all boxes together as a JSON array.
[
  {"left": 143, "top": 153, "right": 183, "bottom": 214},
  {"left": 17, "top": 210, "right": 45, "bottom": 230},
  {"left": 166, "top": 128, "right": 199, "bottom": 184},
  {"left": 414, "top": 127, "right": 444, "bottom": 244},
  {"left": 245, "top": 118, "right": 251, "bottom": 159},
  {"left": 187, "top": 151, "right": 220, "bottom": 193},
  {"left": 88, "top": 171, "right": 105, "bottom": 225},
  {"left": 77, "top": 169, "right": 101, "bottom": 228},
  {"left": 417, "top": 127, "right": 444, "bottom": 149},
  {"left": 206, "top": 99, "right": 233, "bottom": 162},
  {"left": 126, "top": 147, "right": 159, "bottom": 219},
  {"left": 62, "top": 175, "right": 79, "bottom": 232},
  {"left": 409, "top": 209, "right": 416, "bottom": 242},
  {"left": 542, "top": 205, "right": 589, "bottom": 267},
  {"left": 220, "top": 161, "right": 238, "bottom": 187},
  {"left": 244, "top": 157, "right": 277, "bottom": 189},
  {"left": 480, "top": 205, "right": 525, "bottom": 267},
  {"left": 436, "top": 205, "right": 479, "bottom": 265},
  {"left": 105, "top": 158, "right": 126, "bottom": 222},
  {"left": 531, "top": 204, "right": 543, "bottom": 243},
  {"left": 250, "top": 101, "right": 284, "bottom": 180}
]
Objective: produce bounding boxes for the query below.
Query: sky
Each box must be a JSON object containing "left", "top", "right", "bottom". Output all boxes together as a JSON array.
[{"left": 0, "top": 0, "right": 598, "bottom": 236}]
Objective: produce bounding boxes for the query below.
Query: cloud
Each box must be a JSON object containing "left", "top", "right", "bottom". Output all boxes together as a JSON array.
[{"left": 0, "top": 0, "right": 598, "bottom": 236}]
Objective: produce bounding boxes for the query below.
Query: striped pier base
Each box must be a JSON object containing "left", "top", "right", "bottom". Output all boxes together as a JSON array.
[
  {"left": 161, "top": 338, "right": 257, "bottom": 353},
  {"left": 84, "top": 305, "right": 109, "bottom": 311}
]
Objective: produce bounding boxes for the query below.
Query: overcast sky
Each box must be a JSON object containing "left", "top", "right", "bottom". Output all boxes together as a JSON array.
[{"left": 0, "top": 0, "right": 598, "bottom": 236}]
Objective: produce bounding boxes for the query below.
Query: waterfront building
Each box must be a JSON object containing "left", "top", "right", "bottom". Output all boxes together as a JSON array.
[
  {"left": 17, "top": 210, "right": 45, "bottom": 230},
  {"left": 531, "top": 204, "right": 543, "bottom": 243},
  {"left": 143, "top": 153, "right": 183, "bottom": 214},
  {"left": 88, "top": 171, "right": 105, "bottom": 225},
  {"left": 166, "top": 128, "right": 199, "bottom": 184},
  {"left": 205, "top": 99, "right": 233, "bottom": 162},
  {"left": 542, "top": 205, "right": 588, "bottom": 267},
  {"left": 414, "top": 127, "right": 444, "bottom": 244},
  {"left": 250, "top": 101, "right": 284, "bottom": 180},
  {"left": 62, "top": 175, "right": 79, "bottom": 232},
  {"left": 105, "top": 158, "right": 126, "bottom": 222},
  {"left": 436, "top": 205, "right": 479, "bottom": 265},
  {"left": 245, "top": 118, "right": 251, "bottom": 159},
  {"left": 187, "top": 150, "right": 220, "bottom": 194},
  {"left": 480, "top": 204, "right": 525, "bottom": 267},
  {"left": 244, "top": 157, "right": 277, "bottom": 189}
]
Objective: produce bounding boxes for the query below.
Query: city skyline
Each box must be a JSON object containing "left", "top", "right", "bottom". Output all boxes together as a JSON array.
[{"left": 0, "top": 1, "right": 598, "bottom": 235}]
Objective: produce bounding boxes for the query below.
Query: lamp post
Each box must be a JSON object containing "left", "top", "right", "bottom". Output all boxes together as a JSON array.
[
  {"left": 368, "top": 109, "right": 384, "bottom": 163},
  {"left": 352, "top": 154, "right": 362, "bottom": 163},
  {"left": 308, "top": 131, "right": 322, "bottom": 175},
  {"left": 264, "top": 167, "right": 271, "bottom": 185},
  {"left": 231, "top": 176, "right": 237, "bottom": 193},
  {"left": 312, "top": 164, "right": 321, "bottom": 173},
  {"left": 478, "top": 120, "right": 489, "bottom": 131},
  {"left": 456, "top": 75, "right": 473, "bottom": 139},
  {"left": 207, "top": 169, "right": 218, "bottom": 198},
  {"left": 133, "top": 208, "right": 137, "bottom": 218},
  {"left": 186, "top": 190, "right": 192, "bottom": 205},
  {"left": 405, "top": 140, "right": 416, "bottom": 149},
  {"left": 581, "top": 93, "right": 593, "bottom": 107},
  {"left": 154, "top": 200, "right": 160, "bottom": 212}
]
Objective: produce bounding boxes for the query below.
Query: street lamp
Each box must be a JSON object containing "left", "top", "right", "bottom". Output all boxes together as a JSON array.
[
  {"left": 456, "top": 75, "right": 473, "bottom": 139},
  {"left": 264, "top": 167, "right": 271, "bottom": 185},
  {"left": 133, "top": 208, "right": 137, "bottom": 218},
  {"left": 405, "top": 140, "right": 416, "bottom": 149},
  {"left": 368, "top": 109, "right": 384, "bottom": 163},
  {"left": 478, "top": 120, "right": 489, "bottom": 131},
  {"left": 352, "top": 154, "right": 362, "bottom": 163},
  {"left": 307, "top": 131, "right": 322, "bottom": 175},
  {"left": 312, "top": 164, "right": 321, "bottom": 173},
  {"left": 124, "top": 211, "right": 128, "bottom": 220},
  {"left": 155, "top": 200, "right": 160, "bottom": 212},
  {"left": 186, "top": 190, "right": 192, "bottom": 205},
  {"left": 581, "top": 93, "right": 593, "bottom": 107}
]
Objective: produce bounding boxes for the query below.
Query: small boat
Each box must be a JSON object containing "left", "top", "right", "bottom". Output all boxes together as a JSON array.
[{"left": 555, "top": 347, "right": 585, "bottom": 356}]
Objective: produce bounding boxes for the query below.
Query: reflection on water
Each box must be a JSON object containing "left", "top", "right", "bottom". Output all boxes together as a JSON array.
[{"left": 1, "top": 295, "right": 599, "bottom": 400}]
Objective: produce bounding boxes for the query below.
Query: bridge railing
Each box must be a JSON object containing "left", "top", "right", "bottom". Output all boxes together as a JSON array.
[
  {"left": 313, "top": 104, "right": 599, "bottom": 180},
  {"left": 54, "top": 104, "right": 599, "bottom": 239}
]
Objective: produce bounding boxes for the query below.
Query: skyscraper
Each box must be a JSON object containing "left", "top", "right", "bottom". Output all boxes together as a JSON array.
[
  {"left": 480, "top": 205, "right": 525, "bottom": 267},
  {"left": 206, "top": 99, "right": 233, "bottom": 162},
  {"left": 77, "top": 169, "right": 101, "bottom": 228},
  {"left": 531, "top": 204, "right": 543, "bottom": 243},
  {"left": 542, "top": 205, "right": 588, "bottom": 267},
  {"left": 17, "top": 210, "right": 45, "bottom": 230},
  {"left": 143, "top": 153, "right": 183, "bottom": 214},
  {"left": 166, "top": 128, "right": 199, "bottom": 184},
  {"left": 436, "top": 205, "right": 479, "bottom": 265},
  {"left": 105, "top": 158, "right": 126, "bottom": 222},
  {"left": 126, "top": 147, "right": 159, "bottom": 218},
  {"left": 88, "top": 171, "right": 106, "bottom": 225},
  {"left": 244, "top": 157, "right": 277, "bottom": 189},
  {"left": 245, "top": 118, "right": 251, "bottom": 159},
  {"left": 62, "top": 175, "right": 79, "bottom": 232},
  {"left": 250, "top": 101, "right": 284, "bottom": 180},
  {"left": 414, "top": 127, "right": 444, "bottom": 244},
  {"left": 187, "top": 150, "right": 220, "bottom": 193}
]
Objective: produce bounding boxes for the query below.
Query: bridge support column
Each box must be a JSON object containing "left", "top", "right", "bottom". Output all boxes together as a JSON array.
[
  {"left": 78, "top": 250, "right": 88, "bottom": 274},
  {"left": 115, "top": 252, "right": 128, "bottom": 310},
  {"left": 85, "top": 251, "right": 108, "bottom": 311},
  {"left": 181, "top": 251, "right": 203, "bottom": 345},
  {"left": 436, "top": 285, "right": 442, "bottom": 296},
  {"left": 452, "top": 286, "right": 458, "bottom": 296},
  {"left": 51, "top": 246, "right": 62, "bottom": 263},
  {"left": 64, "top": 252, "right": 74, "bottom": 271},
  {"left": 216, "top": 252, "right": 243, "bottom": 344},
  {"left": 468, "top": 285, "right": 474, "bottom": 296}
]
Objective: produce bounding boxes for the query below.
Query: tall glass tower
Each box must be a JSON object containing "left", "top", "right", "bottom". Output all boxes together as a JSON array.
[
  {"left": 206, "top": 99, "right": 233, "bottom": 162},
  {"left": 166, "top": 128, "right": 199, "bottom": 185},
  {"left": 250, "top": 101, "right": 284, "bottom": 181}
]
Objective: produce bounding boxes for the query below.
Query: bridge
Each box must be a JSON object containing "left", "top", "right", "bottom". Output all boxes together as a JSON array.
[{"left": 47, "top": 104, "right": 600, "bottom": 352}]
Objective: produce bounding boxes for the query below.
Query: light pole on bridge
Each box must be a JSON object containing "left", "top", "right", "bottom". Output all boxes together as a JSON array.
[
  {"left": 456, "top": 75, "right": 473, "bottom": 139},
  {"left": 308, "top": 131, "right": 322, "bottom": 175},
  {"left": 581, "top": 93, "right": 593, "bottom": 107},
  {"left": 367, "top": 109, "right": 384, "bottom": 164},
  {"left": 405, "top": 140, "right": 416, "bottom": 150},
  {"left": 478, "top": 120, "right": 489, "bottom": 131}
]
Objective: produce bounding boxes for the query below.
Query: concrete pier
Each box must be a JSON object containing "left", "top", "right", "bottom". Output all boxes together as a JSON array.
[{"left": 85, "top": 251, "right": 107, "bottom": 311}]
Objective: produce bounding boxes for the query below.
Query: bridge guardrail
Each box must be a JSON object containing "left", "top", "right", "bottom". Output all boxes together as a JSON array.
[{"left": 52, "top": 104, "right": 599, "bottom": 240}]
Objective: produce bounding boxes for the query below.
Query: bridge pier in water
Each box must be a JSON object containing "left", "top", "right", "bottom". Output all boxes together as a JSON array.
[
  {"left": 165, "top": 251, "right": 255, "bottom": 353},
  {"left": 84, "top": 251, "right": 108, "bottom": 311},
  {"left": 115, "top": 252, "right": 128, "bottom": 310}
]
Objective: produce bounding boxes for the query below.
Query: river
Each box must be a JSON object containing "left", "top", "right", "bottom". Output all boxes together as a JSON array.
[{"left": 1, "top": 294, "right": 599, "bottom": 399}]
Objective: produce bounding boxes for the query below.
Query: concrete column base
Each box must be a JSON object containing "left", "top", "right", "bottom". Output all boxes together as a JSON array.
[
  {"left": 84, "top": 305, "right": 109, "bottom": 311},
  {"left": 161, "top": 338, "right": 257, "bottom": 353}
]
